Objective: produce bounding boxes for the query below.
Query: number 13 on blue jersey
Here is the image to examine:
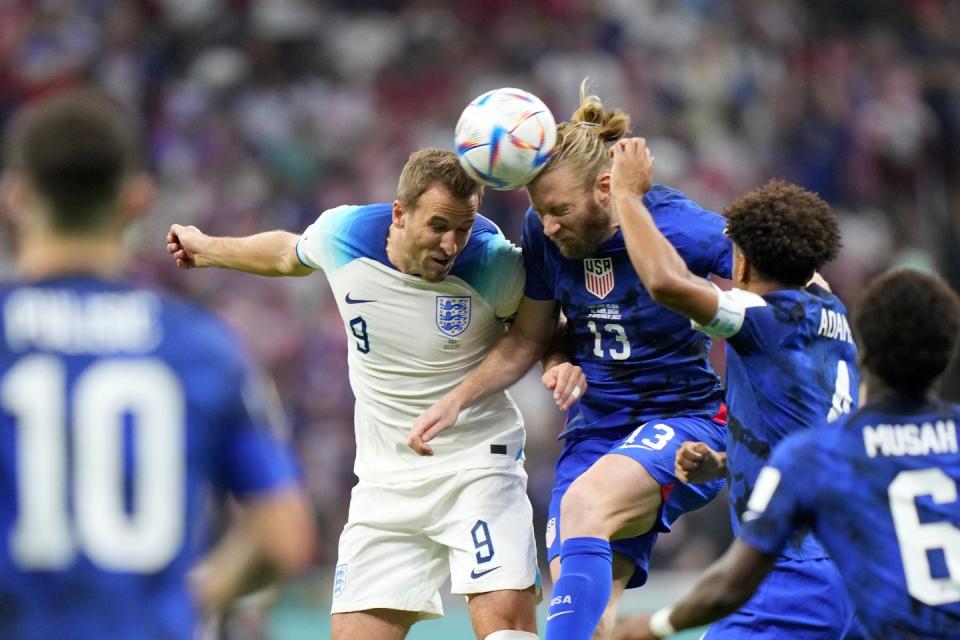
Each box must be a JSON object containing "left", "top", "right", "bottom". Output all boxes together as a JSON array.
[{"left": 586, "top": 321, "right": 631, "bottom": 360}]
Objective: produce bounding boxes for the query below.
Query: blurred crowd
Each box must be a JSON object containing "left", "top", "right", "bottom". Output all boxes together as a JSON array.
[{"left": 2, "top": 0, "right": 959, "bottom": 599}]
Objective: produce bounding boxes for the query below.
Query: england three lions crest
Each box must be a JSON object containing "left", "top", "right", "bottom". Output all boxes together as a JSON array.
[
  {"left": 436, "top": 295, "right": 471, "bottom": 337},
  {"left": 584, "top": 257, "right": 615, "bottom": 299}
]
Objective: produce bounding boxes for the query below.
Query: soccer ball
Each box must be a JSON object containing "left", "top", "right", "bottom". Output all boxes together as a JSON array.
[{"left": 454, "top": 88, "right": 557, "bottom": 190}]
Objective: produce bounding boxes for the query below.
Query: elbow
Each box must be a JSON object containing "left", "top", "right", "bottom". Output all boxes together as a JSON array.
[
  {"left": 697, "top": 574, "right": 755, "bottom": 620},
  {"left": 263, "top": 497, "right": 317, "bottom": 577},
  {"left": 710, "top": 584, "right": 754, "bottom": 617},
  {"left": 268, "top": 527, "right": 315, "bottom": 578}
]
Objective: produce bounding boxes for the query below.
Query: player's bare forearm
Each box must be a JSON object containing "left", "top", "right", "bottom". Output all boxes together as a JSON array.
[
  {"left": 539, "top": 315, "right": 569, "bottom": 371},
  {"left": 208, "top": 232, "right": 311, "bottom": 276},
  {"left": 454, "top": 300, "right": 557, "bottom": 408},
  {"left": 660, "top": 540, "right": 776, "bottom": 632},
  {"left": 192, "top": 524, "right": 270, "bottom": 614},
  {"left": 609, "top": 140, "right": 718, "bottom": 326},
  {"left": 168, "top": 225, "right": 312, "bottom": 277},
  {"left": 410, "top": 297, "right": 558, "bottom": 455},
  {"left": 192, "top": 487, "right": 314, "bottom": 613}
]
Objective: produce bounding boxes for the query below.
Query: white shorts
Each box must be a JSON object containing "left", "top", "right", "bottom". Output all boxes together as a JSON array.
[{"left": 330, "top": 463, "right": 539, "bottom": 619}]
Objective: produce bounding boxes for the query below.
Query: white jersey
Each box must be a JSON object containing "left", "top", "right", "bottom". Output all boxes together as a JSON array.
[{"left": 297, "top": 204, "right": 526, "bottom": 481}]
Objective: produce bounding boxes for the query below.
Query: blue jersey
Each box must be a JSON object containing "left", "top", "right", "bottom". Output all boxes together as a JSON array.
[
  {"left": 522, "top": 184, "right": 731, "bottom": 437},
  {"left": 719, "top": 284, "right": 859, "bottom": 559},
  {"left": 741, "top": 397, "right": 960, "bottom": 639},
  {"left": 0, "top": 276, "right": 300, "bottom": 639}
]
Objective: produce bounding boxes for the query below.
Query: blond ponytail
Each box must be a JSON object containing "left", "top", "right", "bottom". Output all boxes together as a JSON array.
[{"left": 534, "top": 79, "right": 631, "bottom": 188}]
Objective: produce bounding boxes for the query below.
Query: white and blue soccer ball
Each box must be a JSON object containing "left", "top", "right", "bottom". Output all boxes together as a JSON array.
[{"left": 454, "top": 88, "right": 557, "bottom": 190}]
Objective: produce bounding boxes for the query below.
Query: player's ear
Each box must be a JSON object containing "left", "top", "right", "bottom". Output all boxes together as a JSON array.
[
  {"left": 118, "top": 173, "right": 155, "bottom": 227},
  {"left": 596, "top": 171, "right": 612, "bottom": 205},
  {"left": 734, "top": 246, "right": 750, "bottom": 285},
  {"left": 392, "top": 199, "right": 407, "bottom": 229},
  {"left": 0, "top": 172, "right": 35, "bottom": 229}
]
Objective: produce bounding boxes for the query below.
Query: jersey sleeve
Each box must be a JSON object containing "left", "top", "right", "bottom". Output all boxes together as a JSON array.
[
  {"left": 521, "top": 208, "right": 554, "bottom": 301},
  {"left": 739, "top": 432, "right": 817, "bottom": 556},
  {"left": 647, "top": 186, "right": 732, "bottom": 278},
  {"left": 489, "top": 238, "right": 526, "bottom": 319},
  {"left": 295, "top": 205, "right": 354, "bottom": 272},
  {"left": 216, "top": 350, "right": 301, "bottom": 498}
]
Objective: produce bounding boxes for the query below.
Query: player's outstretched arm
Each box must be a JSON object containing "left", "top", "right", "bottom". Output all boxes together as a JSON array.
[
  {"left": 610, "top": 139, "right": 719, "bottom": 326},
  {"left": 408, "top": 296, "right": 559, "bottom": 455},
  {"left": 192, "top": 488, "right": 315, "bottom": 614},
  {"left": 612, "top": 540, "right": 776, "bottom": 640},
  {"left": 167, "top": 224, "right": 312, "bottom": 277}
]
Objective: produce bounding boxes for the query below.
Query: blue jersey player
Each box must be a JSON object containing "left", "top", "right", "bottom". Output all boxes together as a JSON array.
[
  {"left": 412, "top": 83, "right": 731, "bottom": 640},
  {"left": 0, "top": 89, "right": 314, "bottom": 639},
  {"left": 606, "top": 138, "right": 858, "bottom": 637},
  {"left": 615, "top": 268, "right": 960, "bottom": 640}
]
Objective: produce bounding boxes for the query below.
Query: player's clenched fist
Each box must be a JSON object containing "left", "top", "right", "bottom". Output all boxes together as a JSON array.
[
  {"left": 609, "top": 137, "right": 654, "bottom": 197},
  {"left": 675, "top": 441, "right": 727, "bottom": 484},
  {"left": 167, "top": 223, "right": 209, "bottom": 269},
  {"left": 541, "top": 362, "right": 587, "bottom": 411}
]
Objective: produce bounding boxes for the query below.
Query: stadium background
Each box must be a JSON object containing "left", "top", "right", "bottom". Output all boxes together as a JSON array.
[{"left": 1, "top": 0, "right": 958, "bottom": 637}]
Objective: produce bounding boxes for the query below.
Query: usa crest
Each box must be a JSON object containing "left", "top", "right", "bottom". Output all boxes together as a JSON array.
[
  {"left": 584, "top": 257, "right": 615, "bottom": 299},
  {"left": 333, "top": 563, "right": 348, "bottom": 598},
  {"left": 436, "top": 296, "right": 471, "bottom": 337}
]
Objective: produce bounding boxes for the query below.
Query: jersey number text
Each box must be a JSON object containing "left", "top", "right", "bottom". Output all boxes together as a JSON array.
[
  {"left": 3, "top": 355, "right": 185, "bottom": 572},
  {"left": 889, "top": 468, "right": 960, "bottom": 606}
]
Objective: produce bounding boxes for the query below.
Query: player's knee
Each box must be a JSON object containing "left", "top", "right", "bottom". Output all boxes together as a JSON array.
[
  {"left": 484, "top": 631, "right": 538, "bottom": 640},
  {"left": 559, "top": 479, "right": 603, "bottom": 530}
]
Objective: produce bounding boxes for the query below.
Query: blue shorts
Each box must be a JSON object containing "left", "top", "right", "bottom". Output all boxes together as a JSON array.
[
  {"left": 704, "top": 557, "right": 854, "bottom": 639},
  {"left": 546, "top": 415, "right": 727, "bottom": 588}
]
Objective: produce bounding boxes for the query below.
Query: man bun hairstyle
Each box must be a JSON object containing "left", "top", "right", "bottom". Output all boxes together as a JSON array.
[
  {"left": 4, "top": 88, "right": 142, "bottom": 234},
  {"left": 724, "top": 180, "right": 841, "bottom": 287},
  {"left": 397, "top": 148, "right": 483, "bottom": 208},
  {"left": 854, "top": 269, "right": 960, "bottom": 396},
  {"left": 533, "top": 78, "right": 631, "bottom": 189}
]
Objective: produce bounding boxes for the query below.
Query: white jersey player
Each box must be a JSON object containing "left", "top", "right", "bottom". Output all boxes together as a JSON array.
[{"left": 166, "top": 149, "right": 544, "bottom": 640}]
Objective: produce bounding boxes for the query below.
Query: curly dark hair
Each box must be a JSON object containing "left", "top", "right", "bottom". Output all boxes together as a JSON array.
[
  {"left": 724, "top": 180, "right": 841, "bottom": 286},
  {"left": 854, "top": 269, "right": 960, "bottom": 396}
]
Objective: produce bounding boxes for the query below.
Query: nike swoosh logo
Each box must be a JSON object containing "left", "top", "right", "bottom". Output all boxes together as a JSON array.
[
  {"left": 469, "top": 566, "right": 502, "bottom": 579},
  {"left": 546, "top": 610, "right": 574, "bottom": 621},
  {"left": 345, "top": 293, "right": 376, "bottom": 304}
]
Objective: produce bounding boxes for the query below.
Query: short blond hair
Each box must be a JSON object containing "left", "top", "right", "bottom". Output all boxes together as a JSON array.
[
  {"left": 534, "top": 79, "right": 631, "bottom": 189},
  {"left": 397, "top": 148, "right": 482, "bottom": 207}
]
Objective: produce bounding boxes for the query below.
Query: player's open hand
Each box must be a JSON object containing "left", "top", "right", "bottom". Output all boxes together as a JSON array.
[
  {"left": 541, "top": 363, "right": 587, "bottom": 411},
  {"left": 167, "top": 223, "right": 208, "bottom": 269},
  {"left": 609, "top": 137, "right": 654, "bottom": 197},
  {"left": 675, "top": 441, "right": 725, "bottom": 484},
  {"left": 612, "top": 613, "right": 658, "bottom": 640},
  {"left": 409, "top": 397, "right": 461, "bottom": 456}
]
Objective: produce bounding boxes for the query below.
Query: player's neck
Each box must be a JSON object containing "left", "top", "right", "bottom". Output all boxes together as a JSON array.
[
  {"left": 861, "top": 372, "right": 931, "bottom": 405},
  {"left": 384, "top": 224, "right": 411, "bottom": 274},
  {"left": 741, "top": 280, "right": 789, "bottom": 296},
  {"left": 17, "top": 231, "right": 127, "bottom": 280}
]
